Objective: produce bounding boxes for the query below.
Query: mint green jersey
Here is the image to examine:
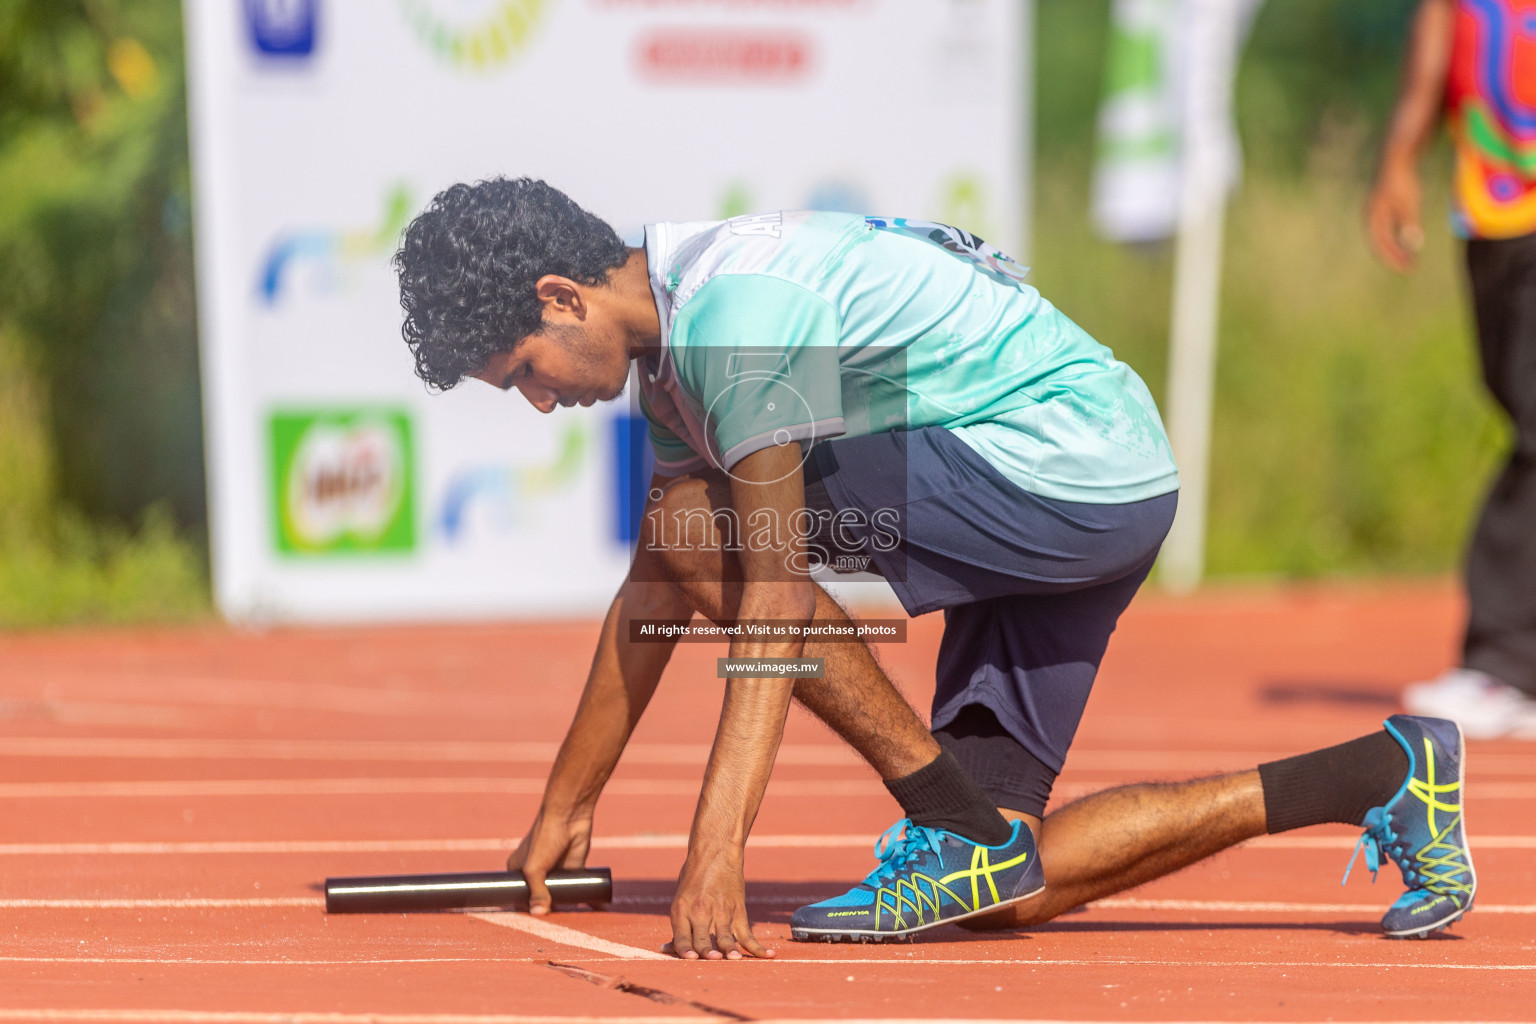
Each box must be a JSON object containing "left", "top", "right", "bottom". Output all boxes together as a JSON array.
[{"left": 638, "top": 211, "right": 1179, "bottom": 504}]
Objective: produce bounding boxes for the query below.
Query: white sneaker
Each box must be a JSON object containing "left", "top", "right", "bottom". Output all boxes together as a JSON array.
[{"left": 1402, "top": 668, "right": 1536, "bottom": 740}]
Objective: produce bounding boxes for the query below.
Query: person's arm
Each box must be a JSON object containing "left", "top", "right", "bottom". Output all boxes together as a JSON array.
[
  {"left": 1368, "top": 0, "right": 1456, "bottom": 271},
  {"left": 665, "top": 442, "right": 817, "bottom": 961},
  {"left": 507, "top": 472, "right": 694, "bottom": 915}
]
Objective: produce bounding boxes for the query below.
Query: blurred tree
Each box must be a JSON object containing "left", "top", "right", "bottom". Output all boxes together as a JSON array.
[
  {"left": 1032, "top": 0, "right": 1500, "bottom": 583},
  {"left": 0, "top": 0, "right": 203, "bottom": 537},
  {"left": 1239, "top": 0, "right": 1419, "bottom": 172}
]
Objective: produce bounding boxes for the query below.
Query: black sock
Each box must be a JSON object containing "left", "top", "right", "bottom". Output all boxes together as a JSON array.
[
  {"left": 934, "top": 704, "right": 1058, "bottom": 818},
  {"left": 1257, "top": 730, "right": 1409, "bottom": 834},
  {"left": 883, "top": 750, "right": 1014, "bottom": 846}
]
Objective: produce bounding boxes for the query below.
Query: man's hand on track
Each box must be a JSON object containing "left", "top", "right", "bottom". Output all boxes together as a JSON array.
[
  {"left": 508, "top": 808, "right": 600, "bottom": 915},
  {"left": 664, "top": 849, "right": 776, "bottom": 960}
]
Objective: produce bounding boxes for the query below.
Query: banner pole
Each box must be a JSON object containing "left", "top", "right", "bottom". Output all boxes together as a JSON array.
[
  {"left": 1019, "top": 0, "right": 1036, "bottom": 263},
  {"left": 1160, "top": 190, "right": 1226, "bottom": 592},
  {"left": 1158, "top": 0, "right": 1242, "bottom": 593}
]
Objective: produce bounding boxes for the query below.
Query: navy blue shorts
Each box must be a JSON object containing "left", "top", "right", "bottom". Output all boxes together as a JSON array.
[{"left": 803, "top": 425, "right": 1176, "bottom": 808}]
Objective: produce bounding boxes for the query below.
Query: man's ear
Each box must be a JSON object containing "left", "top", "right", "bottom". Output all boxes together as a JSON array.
[{"left": 535, "top": 275, "right": 586, "bottom": 322}]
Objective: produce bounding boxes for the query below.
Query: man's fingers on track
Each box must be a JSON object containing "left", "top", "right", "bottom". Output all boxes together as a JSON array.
[
  {"left": 740, "top": 934, "right": 774, "bottom": 958},
  {"left": 660, "top": 939, "right": 692, "bottom": 958},
  {"left": 711, "top": 930, "right": 740, "bottom": 959},
  {"left": 667, "top": 921, "right": 700, "bottom": 960},
  {"left": 735, "top": 917, "right": 775, "bottom": 959}
]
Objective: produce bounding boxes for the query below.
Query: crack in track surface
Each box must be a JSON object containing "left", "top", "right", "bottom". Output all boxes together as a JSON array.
[{"left": 546, "top": 960, "right": 753, "bottom": 1021}]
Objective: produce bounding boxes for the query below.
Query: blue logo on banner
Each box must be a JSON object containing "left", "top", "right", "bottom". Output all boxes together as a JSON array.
[
  {"left": 245, "top": 0, "right": 317, "bottom": 57},
  {"left": 612, "top": 414, "right": 654, "bottom": 545}
]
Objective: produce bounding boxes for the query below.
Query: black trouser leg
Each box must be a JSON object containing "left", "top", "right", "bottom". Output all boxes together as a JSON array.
[{"left": 1463, "top": 237, "right": 1536, "bottom": 696}]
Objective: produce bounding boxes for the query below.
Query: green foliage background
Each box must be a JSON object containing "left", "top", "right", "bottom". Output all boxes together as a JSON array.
[
  {"left": 0, "top": 0, "right": 205, "bottom": 625},
  {"left": 1031, "top": 0, "right": 1504, "bottom": 579},
  {"left": 0, "top": 0, "right": 1506, "bottom": 625}
]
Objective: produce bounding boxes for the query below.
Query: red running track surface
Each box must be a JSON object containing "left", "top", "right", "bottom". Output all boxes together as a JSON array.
[{"left": 0, "top": 580, "right": 1532, "bottom": 1023}]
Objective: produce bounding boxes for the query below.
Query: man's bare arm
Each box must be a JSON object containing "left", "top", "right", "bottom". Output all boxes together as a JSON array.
[
  {"left": 1368, "top": 0, "right": 1455, "bottom": 271},
  {"left": 667, "top": 442, "right": 816, "bottom": 960},
  {"left": 508, "top": 473, "right": 694, "bottom": 914}
]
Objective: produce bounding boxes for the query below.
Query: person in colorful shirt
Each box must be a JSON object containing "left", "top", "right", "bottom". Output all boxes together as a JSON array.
[
  {"left": 396, "top": 177, "right": 1476, "bottom": 956},
  {"left": 1369, "top": 0, "right": 1536, "bottom": 737}
]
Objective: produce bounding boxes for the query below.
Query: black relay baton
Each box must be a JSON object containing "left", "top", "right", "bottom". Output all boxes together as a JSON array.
[{"left": 324, "top": 867, "right": 612, "bottom": 914}]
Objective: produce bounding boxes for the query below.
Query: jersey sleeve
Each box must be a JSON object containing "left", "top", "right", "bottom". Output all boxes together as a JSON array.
[{"left": 669, "top": 274, "right": 845, "bottom": 471}]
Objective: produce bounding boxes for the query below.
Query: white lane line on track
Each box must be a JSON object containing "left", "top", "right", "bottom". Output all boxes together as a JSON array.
[
  {"left": 0, "top": 898, "right": 320, "bottom": 909},
  {"left": 1050, "top": 781, "right": 1536, "bottom": 802},
  {"left": 0, "top": 833, "right": 874, "bottom": 855},
  {"left": 8, "top": 735, "right": 1535, "bottom": 777},
  {"left": 603, "top": 893, "right": 1536, "bottom": 915},
  {"left": 1252, "top": 834, "right": 1536, "bottom": 849},
  {"left": 0, "top": 1012, "right": 707, "bottom": 1024},
  {"left": 1092, "top": 897, "right": 1536, "bottom": 914},
  {"left": 607, "top": 892, "right": 1536, "bottom": 915},
  {"left": 5, "top": 894, "right": 1535, "bottom": 916},
  {"left": 0, "top": 839, "right": 518, "bottom": 855},
  {"left": 0, "top": 1018, "right": 1522, "bottom": 1024},
  {"left": 0, "top": 957, "right": 536, "bottom": 966},
  {"left": 1, "top": 945, "right": 1534, "bottom": 978},
  {"left": 751, "top": 958, "right": 1536, "bottom": 971},
  {"left": 3, "top": 833, "right": 1534, "bottom": 856},
  {"left": 0, "top": 779, "right": 886, "bottom": 799},
  {"left": 0, "top": 1017, "right": 1515, "bottom": 1024},
  {"left": 0, "top": 738, "right": 846, "bottom": 766},
  {"left": 0, "top": 677, "right": 536, "bottom": 722},
  {"left": 468, "top": 911, "right": 669, "bottom": 960},
  {"left": 4, "top": 777, "right": 1535, "bottom": 800},
  {"left": 4, "top": 940, "right": 1536, "bottom": 977}
]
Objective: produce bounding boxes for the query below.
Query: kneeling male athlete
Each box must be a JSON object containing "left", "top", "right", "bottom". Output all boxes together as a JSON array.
[{"left": 394, "top": 178, "right": 1476, "bottom": 959}]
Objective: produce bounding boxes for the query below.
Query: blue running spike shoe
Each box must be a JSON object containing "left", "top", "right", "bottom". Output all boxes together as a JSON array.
[
  {"left": 790, "top": 818, "right": 1044, "bottom": 942},
  {"left": 1342, "top": 714, "right": 1477, "bottom": 939}
]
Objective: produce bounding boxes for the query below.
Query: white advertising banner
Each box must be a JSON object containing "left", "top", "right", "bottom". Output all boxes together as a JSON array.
[
  {"left": 1091, "top": 0, "right": 1262, "bottom": 243},
  {"left": 184, "top": 0, "right": 1029, "bottom": 623}
]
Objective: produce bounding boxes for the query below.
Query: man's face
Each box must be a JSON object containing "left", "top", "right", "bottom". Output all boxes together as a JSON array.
[{"left": 472, "top": 321, "right": 630, "bottom": 414}]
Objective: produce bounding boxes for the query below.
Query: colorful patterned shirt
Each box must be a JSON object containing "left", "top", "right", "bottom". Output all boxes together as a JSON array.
[
  {"left": 1448, "top": 0, "right": 1536, "bottom": 238},
  {"left": 638, "top": 211, "right": 1179, "bottom": 505}
]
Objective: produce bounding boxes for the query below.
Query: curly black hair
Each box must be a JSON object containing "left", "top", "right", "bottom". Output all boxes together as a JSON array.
[{"left": 394, "top": 178, "right": 631, "bottom": 391}]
